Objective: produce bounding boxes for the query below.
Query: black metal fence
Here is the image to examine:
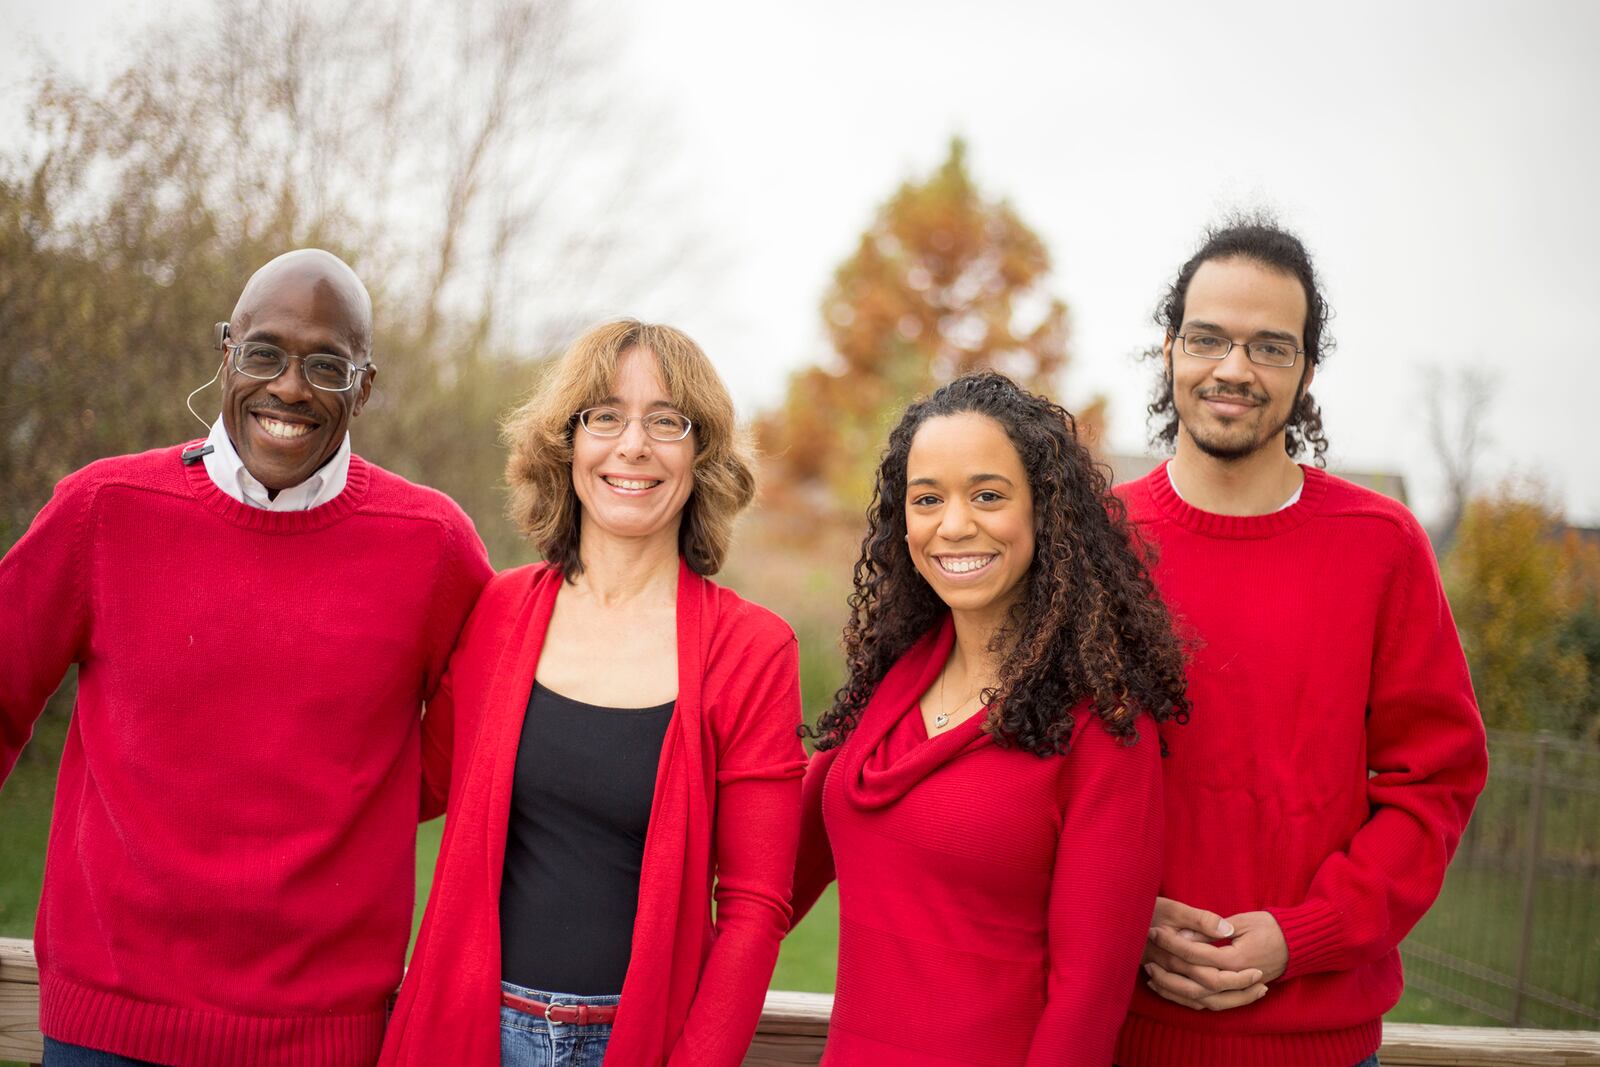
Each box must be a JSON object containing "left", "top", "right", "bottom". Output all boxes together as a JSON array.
[{"left": 1402, "top": 730, "right": 1600, "bottom": 1028}]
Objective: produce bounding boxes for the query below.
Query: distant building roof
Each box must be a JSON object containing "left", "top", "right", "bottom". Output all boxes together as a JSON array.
[
  {"left": 1100, "top": 451, "right": 1409, "bottom": 507},
  {"left": 1564, "top": 525, "right": 1600, "bottom": 550}
]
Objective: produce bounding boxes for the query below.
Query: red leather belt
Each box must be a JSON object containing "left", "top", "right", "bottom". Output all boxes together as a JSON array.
[{"left": 501, "top": 990, "right": 619, "bottom": 1026}]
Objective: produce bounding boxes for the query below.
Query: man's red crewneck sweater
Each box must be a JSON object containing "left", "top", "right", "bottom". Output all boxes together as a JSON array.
[
  {"left": 0, "top": 444, "right": 491, "bottom": 1067},
  {"left": 1113, "top": 465, "right": 1487, "bottom": 1067}
]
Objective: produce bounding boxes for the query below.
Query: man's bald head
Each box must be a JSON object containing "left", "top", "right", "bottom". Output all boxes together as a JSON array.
[
  {"left": 231, "top": 248, "right": 373, "bottom": 361},
  {"left": 220, "top": 248, "right": 377, "bottom": 493}
]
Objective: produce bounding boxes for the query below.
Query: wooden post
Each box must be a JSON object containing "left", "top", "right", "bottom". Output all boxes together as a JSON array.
[
  {"left": 0, "top": 936, "right": 41, "bottom": 1067},
  {"left": 1512, "top": 732, "right": 1550, "bottom": 1026}
]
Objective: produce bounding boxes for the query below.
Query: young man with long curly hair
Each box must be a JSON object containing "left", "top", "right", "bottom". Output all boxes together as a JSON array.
[{"left": 1114, "top": 219, "right": 1488, "bottom": 1067}]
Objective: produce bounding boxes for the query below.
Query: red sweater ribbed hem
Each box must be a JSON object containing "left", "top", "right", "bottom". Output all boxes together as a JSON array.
[
  {"left": 41, "top": 971, "right": 386, "bottom": 1067},
  {"left": 1115, "top": 1014, "right": 1381, "bottom": 1067}
]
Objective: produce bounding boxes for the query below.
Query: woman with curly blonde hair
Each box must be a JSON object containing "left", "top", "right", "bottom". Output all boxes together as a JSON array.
[{"left": 382, "top": 321, "right": 806, "bottom": 1067}]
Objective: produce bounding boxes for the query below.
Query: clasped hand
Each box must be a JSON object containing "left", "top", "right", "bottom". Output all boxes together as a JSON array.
[{"left": 1141, "top": 897, "right": 1288, "bottom": 1011}]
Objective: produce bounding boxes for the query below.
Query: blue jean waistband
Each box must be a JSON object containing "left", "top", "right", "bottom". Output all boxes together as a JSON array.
[{"left": 500, "top": 980, "right": 621, "bottom": 1008}]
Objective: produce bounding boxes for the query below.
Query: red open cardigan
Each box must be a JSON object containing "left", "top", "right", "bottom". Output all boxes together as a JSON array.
[{"left": 379, "top": 560, "right": 807, "bottom": 1067}]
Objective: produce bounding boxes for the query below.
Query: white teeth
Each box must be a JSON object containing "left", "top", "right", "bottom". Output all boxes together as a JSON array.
[
  {"left": 258, "top": 416, "right": 313, "bottom": 440},
  {"left": 938, "top": 556, "right": 995, "bottom": 574},
  {"left": 604, "top": 476, "right": 660, "bottom": 490}
]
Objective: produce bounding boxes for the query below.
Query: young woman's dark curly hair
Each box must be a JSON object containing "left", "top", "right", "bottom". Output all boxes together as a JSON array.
[
  {"left": 1146, "top": 214, "right": 1334, "bottom": 466},
  {"left": 804, "top": 372, "right": 1191, "bottom": 757}
]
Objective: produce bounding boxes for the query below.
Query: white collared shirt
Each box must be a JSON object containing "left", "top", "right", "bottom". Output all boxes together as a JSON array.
[
  {"left": 1165, "top": 460, "right": 1303, "bottom": 512},
  {"left": 201, "top": 416, "right": 352, "bottom": 511}
]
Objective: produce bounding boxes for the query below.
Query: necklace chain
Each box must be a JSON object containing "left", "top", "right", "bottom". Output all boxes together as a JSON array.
[{"left": 934, "top": 663, "right": 986, "bottom": 732}]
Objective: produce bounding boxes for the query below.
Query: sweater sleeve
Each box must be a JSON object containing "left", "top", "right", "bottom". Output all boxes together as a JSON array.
[
  {"left": 1268, "top": 519, "right": 1488, "bottom": 980},
  {"left": 0, "top": 469, "right": 96, "bottom": 788},
  {"left": 418, "top": 665, "right": 458, "bottom": 822},
  {"left": 789, "top": 744, "right": 840, "bottom": 927},
  {"left": 1025, "top": 719, "right": 1163, "bottom": 1067},
  {"left": 416, "top": 512, "right": 492, "bottom": 821},
  {"left": 667, "top": 637, "right": 807, "bottom": 1067}
]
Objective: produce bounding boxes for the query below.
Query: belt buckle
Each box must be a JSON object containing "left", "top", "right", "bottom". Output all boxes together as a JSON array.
[{"left": 545, "top": 999, "right": 574, "bottom": 1026}]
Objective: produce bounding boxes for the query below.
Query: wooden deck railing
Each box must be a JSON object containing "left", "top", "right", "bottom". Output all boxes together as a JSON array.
[
  {"left": 0, "top": 939, "right": 38, "bottom": 1067},
  {"left": 4, "top": 938, "right": 1598, "bottom": 1066}
]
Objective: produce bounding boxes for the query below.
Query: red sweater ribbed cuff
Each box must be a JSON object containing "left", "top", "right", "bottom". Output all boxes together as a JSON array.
[{"left": 1270, "top": 898, "right": 1345, "bottom": 980}]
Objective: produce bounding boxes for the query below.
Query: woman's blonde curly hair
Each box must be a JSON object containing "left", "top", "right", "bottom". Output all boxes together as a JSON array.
[{"left": 502, "top": 319, "right": 757, "bottom": 578}]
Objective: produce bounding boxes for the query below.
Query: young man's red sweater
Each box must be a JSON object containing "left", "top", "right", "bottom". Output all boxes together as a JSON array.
[
  {"left": 1113, "top": 465, "right": 1487, "bottom": 1067},
  {"left": 0, "top": 444, "right": 491, "bottom": 1067}
]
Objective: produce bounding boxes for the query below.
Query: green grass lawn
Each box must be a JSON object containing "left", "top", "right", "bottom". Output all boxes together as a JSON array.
[
  {"left": 0, "top": 712, "right": 65, "bottom": 939},
  {"left": 412, "top": 817, "right": 444, "bottom": 947},
  {"left": 1402, "top": 862, "right": 1600, "bottom": 1028}
]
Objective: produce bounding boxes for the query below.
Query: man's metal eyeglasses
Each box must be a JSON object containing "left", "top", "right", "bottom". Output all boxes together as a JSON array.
[
  {"left": 1177, "top": 333, "right": 1302, "bottom": 369},
  {"left": 576, "top": 406, "right": 693, "bottom": 442},
  {"left": 214, "top": 318, "right": 372, "bottom": 392},
  {"left": 224, "top": 339, "right": 373, "bottom": 392}
]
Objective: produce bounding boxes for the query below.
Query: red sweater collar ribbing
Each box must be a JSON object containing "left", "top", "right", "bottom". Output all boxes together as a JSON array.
[
  {"left": 1142, "top": 462, "right": 1329, "bottom": 540},
  {"left": 180, "top": 439, "right": 371, "bottom": 532}
]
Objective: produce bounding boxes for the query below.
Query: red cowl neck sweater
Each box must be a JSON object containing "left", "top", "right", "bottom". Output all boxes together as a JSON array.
[
  {"left": 1113, "top": 466, "right": 1488, "bottom": 1067},
  {"left": 379, "top": 560, "right": 807, "bottom": 1067},
  {"left": 0, "top": 443, "right": 491, "bottom": 1067},
  {"left": 790, "top": 617, "right": 1164, "bottom": 1067}
]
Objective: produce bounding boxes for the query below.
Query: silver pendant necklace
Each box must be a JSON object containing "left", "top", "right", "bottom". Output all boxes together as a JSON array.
[{"left": 935, "top": 665, "right": 983, "bottom": 732}]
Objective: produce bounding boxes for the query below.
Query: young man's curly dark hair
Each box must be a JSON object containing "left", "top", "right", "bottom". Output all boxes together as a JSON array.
[
  {"left": 1146, "top": 214, "right": 1334, "bottom": 465},
  {"left": 805, "top": 372, "right": 1191, "bottom": 757}
]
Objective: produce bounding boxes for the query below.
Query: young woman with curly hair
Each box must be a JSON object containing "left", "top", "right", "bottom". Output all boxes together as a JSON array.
[
  {"left": 790, "top": 372, "right": 1191, "bottom": 1067},
  {"left": 380, "top": 321, "right": 806, "bottom": 1067}
]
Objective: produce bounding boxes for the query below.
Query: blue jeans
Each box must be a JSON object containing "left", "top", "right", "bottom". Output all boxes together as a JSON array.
[
  {"left": 41, "top": 1038, "right": 162, "bottom": 1066},
  {"left": 500, "top": 980, "right": 617, "bottom": 1067}
]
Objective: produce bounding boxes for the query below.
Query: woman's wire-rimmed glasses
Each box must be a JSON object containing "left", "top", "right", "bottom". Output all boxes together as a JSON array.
[{"left": 575, "top": 406, "right": 693, "bottom": 442}]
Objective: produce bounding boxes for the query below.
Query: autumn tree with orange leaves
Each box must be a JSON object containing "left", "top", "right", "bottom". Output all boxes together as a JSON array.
[
  {"left": 1443, "top": 483, "right": 1600, "bottom": 738},
  {"left": 758, "top": 139, "right": 1099, "bottom": 513}
]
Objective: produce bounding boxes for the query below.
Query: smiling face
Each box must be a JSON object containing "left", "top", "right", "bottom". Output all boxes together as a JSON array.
[
  {"left": 1163, "top": 256, "right": 1312, "bottom": 462},
  {"left": 904, "top": 412, "right": 1035, "bottom": 624},
  {"left": 571, "top": 345, "right": 696, "bottom": 551},
  {"left": 221, "top": 251, "right": 373, "bottom": 492}
]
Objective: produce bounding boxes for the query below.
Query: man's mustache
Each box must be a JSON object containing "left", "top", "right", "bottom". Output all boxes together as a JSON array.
[
  {"left": 247, "top": 398, "right": 319, "bottom": 420},
  {"left": 1197, "top": 385, "right": 1268, "bottom": 404}
]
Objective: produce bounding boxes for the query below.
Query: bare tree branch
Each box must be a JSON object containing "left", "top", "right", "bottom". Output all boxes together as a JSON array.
[{"left": 1424, "top": 363, "right": 1496, "bottom": 550}]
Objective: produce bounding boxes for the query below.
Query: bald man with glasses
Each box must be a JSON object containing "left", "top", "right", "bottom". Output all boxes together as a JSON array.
[{"left": 0, "top": 249, "right": 491, "bottom": 1067}]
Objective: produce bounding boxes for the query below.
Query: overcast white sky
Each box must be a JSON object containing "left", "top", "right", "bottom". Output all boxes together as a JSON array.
[{"left": 5, "top": 0, "right": 1597, "bottom": 524}]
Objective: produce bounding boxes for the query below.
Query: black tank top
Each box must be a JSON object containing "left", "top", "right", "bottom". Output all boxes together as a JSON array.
[{"left": 499, "top": 681, "right": 673, "bottom": 995}]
